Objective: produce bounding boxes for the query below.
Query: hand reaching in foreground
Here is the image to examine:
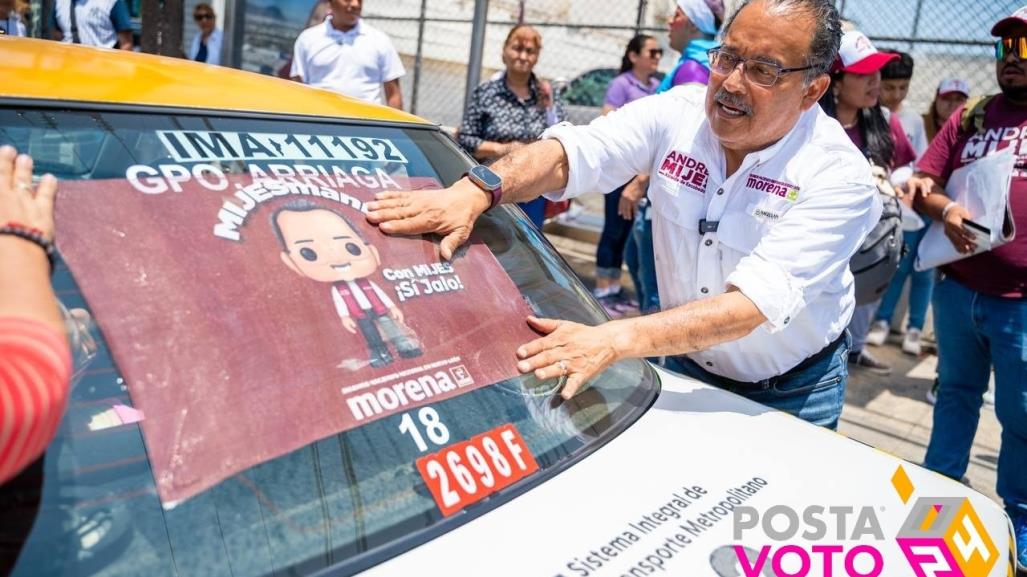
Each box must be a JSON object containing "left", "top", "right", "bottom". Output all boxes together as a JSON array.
[
  {"left": 516, "top": 316, "right": 624, "bottom": 400},
  {"left": 365, "top": 180, "right": 490, "bottom": 260}
]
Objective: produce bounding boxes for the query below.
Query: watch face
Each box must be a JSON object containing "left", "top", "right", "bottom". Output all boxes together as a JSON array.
[{"left": 471, "top": 165, "right": 502, "bottom": 190}]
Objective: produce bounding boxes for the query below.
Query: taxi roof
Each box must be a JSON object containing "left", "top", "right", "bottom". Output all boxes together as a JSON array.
[{"left": 0, "top": 37, "right": 431, "bottom": 125}]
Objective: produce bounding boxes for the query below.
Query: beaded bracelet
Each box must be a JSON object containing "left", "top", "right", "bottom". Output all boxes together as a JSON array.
[{"left": 0, "top": 221, "right": 56, "bottom": 272}]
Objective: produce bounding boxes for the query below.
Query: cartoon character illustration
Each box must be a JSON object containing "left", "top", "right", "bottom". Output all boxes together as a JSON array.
[{"left": 272, "top": 200, "right": 422, "bottom": 368}]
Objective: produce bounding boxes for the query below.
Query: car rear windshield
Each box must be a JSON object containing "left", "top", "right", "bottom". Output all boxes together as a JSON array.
[{"left": 0, "top": 106, "right": 657, "bottom": 577}]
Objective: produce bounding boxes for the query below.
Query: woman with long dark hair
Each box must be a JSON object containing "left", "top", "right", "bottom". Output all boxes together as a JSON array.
[
  {"left": 592, "top": 34, "right": 662, "bottom": 316},
  {"left": 818, "top": 30, "right": 917, "bottom": 376},
  {"left": 922, "top": 78, "right": 970, "bottom": 144}
]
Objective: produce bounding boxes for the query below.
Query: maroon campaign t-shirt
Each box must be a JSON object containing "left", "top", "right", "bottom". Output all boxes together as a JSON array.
[
  {"left": 917, "top": 95, "right": 1027, "bottom": 298},
  {"left": 843, "top": 111, "right": 918, "bottom": 169}
]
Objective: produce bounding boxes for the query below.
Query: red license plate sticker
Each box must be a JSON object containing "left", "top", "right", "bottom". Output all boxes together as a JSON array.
[{"left": 415, "top": 423, "right": 539, "bottom": 516}]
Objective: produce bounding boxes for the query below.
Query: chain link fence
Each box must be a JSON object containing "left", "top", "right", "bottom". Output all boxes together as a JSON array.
[
  {"left": 841, "top": 0, "right": 1018, "bottom": 116},
  {"left": 359, "top": 0, "right": 1014, "bottom": 128},
  {"left": 16, "top": 0, "right": 1015, "bottom": 128}
]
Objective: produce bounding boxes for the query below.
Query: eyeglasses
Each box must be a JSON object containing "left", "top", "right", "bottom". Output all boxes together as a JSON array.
[
  {"left": 707, "top": 47, "right": 814, "bottom": 87},
  {"left": 996, "top": 37, "right": 1027, "bottom": 60},
  {"left": 647, "top": 48, "right": 664, "bottom": 59},
  {"left": 194, "top": 13, "right": 214, "bottom": 21}
]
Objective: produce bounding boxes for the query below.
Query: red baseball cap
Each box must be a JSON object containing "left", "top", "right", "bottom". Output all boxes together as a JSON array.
[
  {"left": 832, "top": 31, "right": 900, "bottom": 74},
  {"left": 992, "top": 6, "right": 1027, "bottom": 36}
]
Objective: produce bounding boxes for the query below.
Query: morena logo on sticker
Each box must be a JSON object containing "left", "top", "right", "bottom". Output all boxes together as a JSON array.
[
  {"left": 745, "top": 174, "right": 800, "bottom": 202},
  {"left": 724, "top": 465, "right": 1001, "bottom": 577},
  {"left": 658, "top": 150, "right": 709, "bottom": 193}
]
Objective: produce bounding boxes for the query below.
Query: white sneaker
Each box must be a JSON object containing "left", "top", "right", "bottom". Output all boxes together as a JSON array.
[
  {"left": 983, "top": 389, "right": 995, "bottom": 406},
  {"left": 902, "top": 328, "right": 922, "bottom": 356},
  {"left": 865, "top": 321, "right": 889, "bottom": 347}
]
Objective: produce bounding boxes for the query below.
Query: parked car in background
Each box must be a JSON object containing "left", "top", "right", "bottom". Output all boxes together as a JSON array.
[{"left": 0, "top": 37, "right": 1017, "bottom": 577}]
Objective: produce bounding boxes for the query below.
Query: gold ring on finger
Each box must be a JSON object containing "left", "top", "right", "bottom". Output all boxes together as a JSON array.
[{"left": 16, "top": 181, "right": 32, "bottom": 192}]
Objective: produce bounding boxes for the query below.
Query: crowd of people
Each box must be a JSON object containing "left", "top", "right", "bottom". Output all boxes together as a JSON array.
[{"left": 2, "top": 0, "right": 1025, "bottom": 569}]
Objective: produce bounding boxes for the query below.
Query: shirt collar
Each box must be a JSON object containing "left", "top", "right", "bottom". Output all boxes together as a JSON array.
[
  {"left": 499, "top": 72, "right": 540, "bottom": 104},
  {"left": 324, "top": 16, "right": 363, "bottom": 39},
  {"left": 625, "top": 73, "right": 657, "bottom": 93}
]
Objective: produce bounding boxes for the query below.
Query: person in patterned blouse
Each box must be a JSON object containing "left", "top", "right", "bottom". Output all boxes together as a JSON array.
[{"left": 457, "top": 25, "right": 564, "bottom": 228}]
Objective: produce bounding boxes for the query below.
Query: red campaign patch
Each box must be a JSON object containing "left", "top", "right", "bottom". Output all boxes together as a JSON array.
[{"left": 415, "top": 423, "right": 539, "bottom": 517}]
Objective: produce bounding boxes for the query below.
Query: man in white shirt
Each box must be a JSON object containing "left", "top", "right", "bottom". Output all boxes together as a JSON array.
[
  {"left": 366, "top": 0, "right": 881, "bottom": 429},
  {"left": 290, "top": 0, "right": 405, "bottom": 110},
  {"left": 52, "top": 0, "right": 134, "bottom": 50}
]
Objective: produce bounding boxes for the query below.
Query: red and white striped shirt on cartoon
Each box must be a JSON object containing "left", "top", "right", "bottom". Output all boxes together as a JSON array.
[
  {"left": 0, "top": 316, "right": 72, "bottom": 484},
  {"left": 331, "top": 279, "right": 396, "bottom": 320}
]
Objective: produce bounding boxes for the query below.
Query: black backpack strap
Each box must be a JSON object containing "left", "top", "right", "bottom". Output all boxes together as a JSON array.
[{"left": 69, "top": 0, "right": 80, "bottom": 44}]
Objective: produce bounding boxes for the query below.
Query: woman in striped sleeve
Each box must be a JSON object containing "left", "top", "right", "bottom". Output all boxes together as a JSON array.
[{"left": 0, "top": 145, "right": 71, "bottom": 485}]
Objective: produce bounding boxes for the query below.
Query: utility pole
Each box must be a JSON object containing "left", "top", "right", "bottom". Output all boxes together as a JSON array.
[
  {"left": 141, "top": 0, "right": 184, "bottom": 56},
  {"left": 465, "top": 0, "right": 489, "bottom": 111}
]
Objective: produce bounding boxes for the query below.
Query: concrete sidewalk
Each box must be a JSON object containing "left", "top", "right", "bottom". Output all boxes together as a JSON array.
[{"left": 543, "top": 212, "right": 1003, "bottom": 506}]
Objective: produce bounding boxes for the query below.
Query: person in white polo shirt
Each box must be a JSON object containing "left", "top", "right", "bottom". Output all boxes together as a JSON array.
[
  {"left": 290, "top": 0, "right": 405, "bottom": 110},
  {"left": 366, "top": 0, "right": 882, "bottom": 429}
]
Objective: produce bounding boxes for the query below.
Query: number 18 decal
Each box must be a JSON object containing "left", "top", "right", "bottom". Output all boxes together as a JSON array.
[{"left": 415, "top": 423, "right": 539, "bottom": 516}]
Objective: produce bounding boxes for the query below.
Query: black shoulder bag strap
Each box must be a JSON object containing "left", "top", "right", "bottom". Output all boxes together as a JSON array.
[{"left": 69, "top": 0, "right": 81, "bottom": 44}]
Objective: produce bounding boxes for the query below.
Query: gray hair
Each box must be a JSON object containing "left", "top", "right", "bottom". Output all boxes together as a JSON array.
[{"left": 722, "top": 0, "right": 842, "bottom": 85}]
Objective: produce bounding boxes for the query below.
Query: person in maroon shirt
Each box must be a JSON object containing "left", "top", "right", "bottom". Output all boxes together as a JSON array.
[
  {"left": 908, "top": 8, "right": 1027, "bottom": 569},
  {"left": 817, "top": 30, "right": 918, "bottom": 377}
]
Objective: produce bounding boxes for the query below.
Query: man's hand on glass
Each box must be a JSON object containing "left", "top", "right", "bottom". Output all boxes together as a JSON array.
[
  {"left": 515, "top": 316, "right": 627, "bottom": 400},
  {"left": 366, "top": 179, "right": 491, "bottom": 260}
]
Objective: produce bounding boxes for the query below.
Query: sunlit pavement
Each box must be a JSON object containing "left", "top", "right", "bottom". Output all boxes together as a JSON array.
[{"left": 544, "top": 194, "right": 1002, "bottom": 507}]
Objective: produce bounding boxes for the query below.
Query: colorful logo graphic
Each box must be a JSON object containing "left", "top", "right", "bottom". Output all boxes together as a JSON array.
[{"left": 891, "top": 466, "right": 1000, "bottom": 577}]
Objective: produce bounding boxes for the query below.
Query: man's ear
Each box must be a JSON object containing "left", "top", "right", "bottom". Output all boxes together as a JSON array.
[
  {"left": 801, "top": 74, "right": 831, "bottom": 111},
  {"left": 280, "top": 251, "right": 302, "bottom": 275}
]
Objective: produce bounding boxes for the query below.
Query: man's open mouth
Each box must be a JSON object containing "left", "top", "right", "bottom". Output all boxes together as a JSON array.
[{"left": 717, "top": 101, "right": 748, "bottom": 118}]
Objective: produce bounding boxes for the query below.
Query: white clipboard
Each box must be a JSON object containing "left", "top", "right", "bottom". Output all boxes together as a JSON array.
[{"left": 914, "top": 147, "right": 1017, "bottom": 271}]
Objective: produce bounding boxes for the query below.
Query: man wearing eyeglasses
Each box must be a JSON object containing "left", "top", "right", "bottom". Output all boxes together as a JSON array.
[
  {"left": 366, "top": 0, "right": 881, "bottom": 430},
  {"left": 906, "top": 8, "right": 1027, "bottom": 569},
  {"left": 188, "top": 3, "right": 222, "bottom": 65}
]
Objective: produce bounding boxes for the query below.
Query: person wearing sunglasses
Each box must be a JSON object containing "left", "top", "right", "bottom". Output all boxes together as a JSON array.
[
  {"left": 367, "top": 0, "right": 884, "bottom": 431},
  {"left": 188, "top": 3, "right": 222, "bottom": 66},
  {"left": 590, "top": 34, "right": 662, "bottom": 318},
  {"left": 904, "top": 7, "right": 1027, "bottom": 571}
]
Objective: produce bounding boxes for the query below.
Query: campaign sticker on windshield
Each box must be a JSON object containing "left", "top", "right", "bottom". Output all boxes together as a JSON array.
[
  {"left": 55, "top": 162, "right": 537, "bottom": 505},
  {"left": 415, "top": 423, "right": 539, "bottom": 517}
]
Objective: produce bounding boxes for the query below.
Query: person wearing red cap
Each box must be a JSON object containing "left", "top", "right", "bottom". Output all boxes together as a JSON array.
[
  {"left": 818, "top": 30, "right": 918, "bottom": 377},
  {"left": 907, "top": 8, "right": 1027, "bottom": 569}
]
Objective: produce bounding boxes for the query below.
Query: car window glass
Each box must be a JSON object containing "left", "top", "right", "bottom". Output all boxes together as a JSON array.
[{"left": 0, "top": 108, "right": 657, "bottom": 577}]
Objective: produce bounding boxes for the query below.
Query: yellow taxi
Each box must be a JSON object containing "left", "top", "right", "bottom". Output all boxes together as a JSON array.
[{"left": 0, "top": 37, "right": 1018, "bottom": 577}]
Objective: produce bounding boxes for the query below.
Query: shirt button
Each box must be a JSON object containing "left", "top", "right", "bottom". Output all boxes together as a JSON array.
[
  {"left": 706, "top": 361, "right": 714, "bottom": 367},
  {"left": 704, "top": 239, "right": 713, "bottom": 247},
  {"left": 716, "top": 188, "right": 724, "bottom": 195},
  {"left": 700, "top": 287, "right": 709, "bottom": 294},
  {"left": 784, "top": 316, "right": 791, "bottom": 324}
]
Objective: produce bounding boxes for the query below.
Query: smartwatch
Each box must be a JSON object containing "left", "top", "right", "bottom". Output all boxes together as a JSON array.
[{"left": 464, "top": 164, "right": 503, "bottom": 211}]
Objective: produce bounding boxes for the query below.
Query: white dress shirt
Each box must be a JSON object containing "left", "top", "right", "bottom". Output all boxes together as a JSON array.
[
  {"left": 290, "top": 17, "right": 406, "bottom": 105},
  {"left": 543, "top": 85, "right": 882, "bottom": 382},
  {"left": 189, "top": 28, "right": 223, "bottom": 65}
]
